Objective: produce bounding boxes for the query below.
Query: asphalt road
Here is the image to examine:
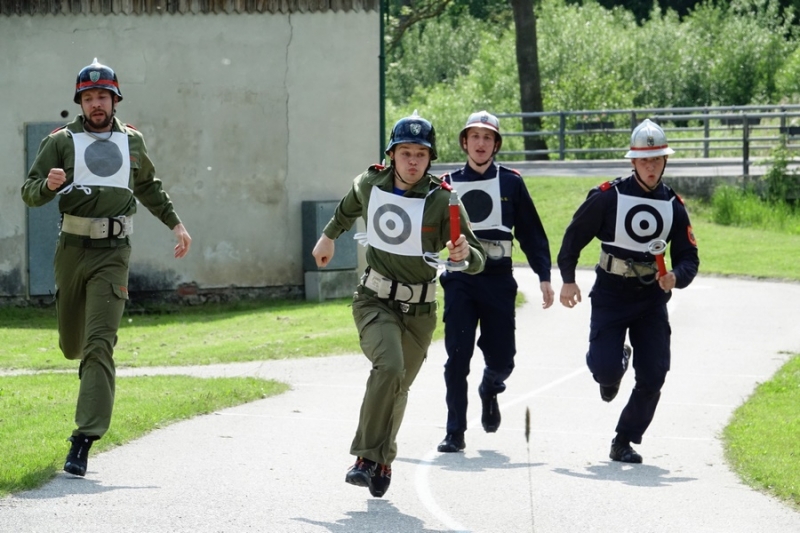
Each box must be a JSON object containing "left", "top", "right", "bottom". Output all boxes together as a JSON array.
[{"left": 2, "top": 268, "right": 799, "bottom": 533}]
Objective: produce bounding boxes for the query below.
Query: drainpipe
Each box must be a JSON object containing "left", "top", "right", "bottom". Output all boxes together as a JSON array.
[{"left": 379, "top": 0, "right": 387, "bottom": 160}]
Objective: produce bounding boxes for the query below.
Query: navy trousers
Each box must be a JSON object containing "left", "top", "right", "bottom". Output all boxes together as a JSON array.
[
  {"left": 587, "top": 272, "right": 672, "bottom": 444},
  {"left": 441, "top": 271, "right": 517, "bottom": 434}
]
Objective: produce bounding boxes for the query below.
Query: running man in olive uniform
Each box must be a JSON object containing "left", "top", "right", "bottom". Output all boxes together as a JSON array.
[
  {"left": 21, "top": 59, "right": 192, "bottom": 477},
  {"left": 312, "top": 112, "right": 485, "bottom": 498}
]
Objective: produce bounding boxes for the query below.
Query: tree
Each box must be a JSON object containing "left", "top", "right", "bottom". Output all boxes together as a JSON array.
[{"left": 510, "top": 0, "right": 549, "bottom": 160}]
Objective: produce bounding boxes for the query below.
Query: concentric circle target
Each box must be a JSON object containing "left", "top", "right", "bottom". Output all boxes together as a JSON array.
[
  {"left": 624, "top": 204, "right": 664, "bottom": 243},
  {"left": 372, "top": 204, "right": 412, "bottom": 245}
]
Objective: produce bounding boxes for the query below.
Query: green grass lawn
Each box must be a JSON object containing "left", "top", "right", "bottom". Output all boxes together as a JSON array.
[
  {"left": 0, "top": 374, "right": 285, "bottom": 496},
  {"left": 1, "top": 176, "right": 798, "bottom": 506}
]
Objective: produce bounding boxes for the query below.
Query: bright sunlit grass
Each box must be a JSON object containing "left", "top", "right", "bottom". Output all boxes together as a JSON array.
[{"left": 0, "top": 373, "right": 285, "bottom": 496}]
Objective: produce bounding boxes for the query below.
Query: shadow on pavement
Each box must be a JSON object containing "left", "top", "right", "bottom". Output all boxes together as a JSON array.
[
  {"left": 553, "top": 462, "right": 697, "bottom": 487},
  {"left": 294, "top": 498, "right": 451, "bottom": 532},
  {"left": 16, "top": 473, "right": 159, "bottom": 499},
  {"left": 396, "top": 449, "right": 543, "bottom": 473}
]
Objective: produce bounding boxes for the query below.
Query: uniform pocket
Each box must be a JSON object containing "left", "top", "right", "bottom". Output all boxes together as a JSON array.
[{"left": 111, "top": 282, "right": 129, "bottom": 301}]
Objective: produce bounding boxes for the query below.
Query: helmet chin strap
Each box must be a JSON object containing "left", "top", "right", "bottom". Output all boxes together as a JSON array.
[
  {"left": 633, "top": 159, "right": 668, "bottom": 192},
  {"left": 468, "top": 154, "right": 494, "bottom": 169},
  {"left": 392, "top": 164, "right": 418, "bottom": 187}
]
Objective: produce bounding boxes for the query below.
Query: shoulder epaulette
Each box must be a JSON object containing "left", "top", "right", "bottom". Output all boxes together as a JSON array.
[
  {"left": 674, "top": 193, "right": 684, "bottom": 205},
  {"left": 598, "top": 177, "right": 623, "bottom": 192},
  {"left": 368, "top": 163, "right": 385, "bottom": 171},
  {"left": 498, "top": 164, "right": 521, "bottom": 176},
  {"left": 125, "top": 123, "right": 138, "bottom": 131},
  {"left": 50, "top": 125, "right": 67, "bottom": 134}
]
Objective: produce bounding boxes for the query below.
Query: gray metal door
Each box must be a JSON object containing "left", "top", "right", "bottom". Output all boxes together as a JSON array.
[{"left": 25, "top": 122, "right": 64, "bottom": 297}]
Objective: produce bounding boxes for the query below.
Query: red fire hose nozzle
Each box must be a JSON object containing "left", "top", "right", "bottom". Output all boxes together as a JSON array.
[
  {"left": 446, "top": 189, "right": 468, "bottom": 272},
  {"left": 648, "top": 239, "right": 668, "bottom": 277}
]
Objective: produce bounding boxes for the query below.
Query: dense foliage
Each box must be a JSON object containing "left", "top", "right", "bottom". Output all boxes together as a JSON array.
[{"left": 386, "top": 0, "right": 800, "bottom": 161}]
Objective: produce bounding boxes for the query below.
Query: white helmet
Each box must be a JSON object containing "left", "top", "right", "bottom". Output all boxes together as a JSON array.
[
  {"left": 624, "top": 119, "right": 675, "bottom": 158},
  {"left": 459, "top": 110, "right": 502, "bottom": 152}
]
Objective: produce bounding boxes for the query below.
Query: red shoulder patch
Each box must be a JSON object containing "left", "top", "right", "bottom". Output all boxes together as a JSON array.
[
  {"left": 509, "top": 168, "right": 521, "bottom": 176},
  {"left": 125, "top": 123, "right": 138, "bottom": 130},
  {"left": 368, "top": 163, "right": 385, "bottom": 171},
  {"left": 687, "top": 226, "right": 697, "bottom": 246},
  {"left": 675, "top": 193, "right": 685, "bottom": 205},
  {"left": 50, "top": 125, "right": 67, "bottom": 134},
  {"left": 599, "top": 181, "right": 613, "bottom": 192},
  {"left": 439, "top": 180, "right": 453, "bottom": 192}
]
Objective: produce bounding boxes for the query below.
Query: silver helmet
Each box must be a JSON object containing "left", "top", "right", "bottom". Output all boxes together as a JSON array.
[
  {"left": 624, "top": 119, "right": 675, "bottom": 158},
  {"left": 459, "top": 110, "right": 502, "bottom": 152}
]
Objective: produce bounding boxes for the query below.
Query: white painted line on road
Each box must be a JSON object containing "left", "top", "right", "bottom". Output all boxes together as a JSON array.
[{"left": 415, "top": 366, "right": 587, "bottom": 532}]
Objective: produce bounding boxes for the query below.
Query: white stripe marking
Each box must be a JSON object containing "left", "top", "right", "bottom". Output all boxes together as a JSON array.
[{"left": 415, "top": 366, "right": 588, "bottom": 532}]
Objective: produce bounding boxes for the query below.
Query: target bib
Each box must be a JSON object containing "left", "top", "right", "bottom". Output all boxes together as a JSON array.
[
  {"left": 603, "top": 189, "right": 674, "bottom": 252},
  {"left": 71, "top": 132, "right": 132, "bottom": 191},
  {"left": 448, "top": 165, "right": 510, "bottom": 233},
  {"left": 366, "top": 187, "right": 425, "bottom": 256}
]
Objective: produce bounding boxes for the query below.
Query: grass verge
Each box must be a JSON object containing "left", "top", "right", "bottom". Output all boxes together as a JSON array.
[
  {"left": 724, "top": 353, "right": 800, "bottom": 510},
  {"left": 0, "top": 373, "right": 286, "bottom": 496}
]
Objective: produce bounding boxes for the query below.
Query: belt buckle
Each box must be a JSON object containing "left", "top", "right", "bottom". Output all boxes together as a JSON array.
[{"left": 399, "top": 302, "right": 410, "bottom": 313}]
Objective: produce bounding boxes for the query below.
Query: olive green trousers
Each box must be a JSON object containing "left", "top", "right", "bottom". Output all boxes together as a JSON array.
[
  {"left": 55, "top": 236, "right": 131, "bottom": 439},
  {"left": 349, "top": 291, "right": 437, "bottom": 465}
]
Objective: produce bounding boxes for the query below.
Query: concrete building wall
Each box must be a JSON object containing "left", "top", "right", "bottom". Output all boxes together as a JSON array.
[{"left": 0, "top": 12, "right": 377, "bottom": 298}]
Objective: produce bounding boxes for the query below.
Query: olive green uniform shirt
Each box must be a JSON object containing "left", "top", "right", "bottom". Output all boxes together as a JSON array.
[
  {"left": 323, "top": 165, "right": 485, "bottom": 280},
  {"left": 21, "top": 115, "right": 181, "bottom": 228}
]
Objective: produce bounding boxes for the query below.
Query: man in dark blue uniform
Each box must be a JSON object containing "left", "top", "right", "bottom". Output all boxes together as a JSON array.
[
  {"left": 557, "top": 119, "right": 699, "bottom": 463},
  {"left": 437, "top": 111, "right": 554, "bottom": 453}
]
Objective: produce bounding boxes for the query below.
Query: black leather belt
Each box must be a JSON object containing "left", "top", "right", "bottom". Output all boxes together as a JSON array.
[{"left": 61, "top": 233, "right": 131, "bottom": 248}]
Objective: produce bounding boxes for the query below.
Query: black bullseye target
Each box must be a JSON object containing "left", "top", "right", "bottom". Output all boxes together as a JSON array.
[
  {"left": 461, "top": 190, "right": 493, "bottom": 223},
  {"left": 624, "top": 204, "right": 664, "bottom": 243},
  {"left": 85, "top": 140, "right": 124, "bottom": 177}
]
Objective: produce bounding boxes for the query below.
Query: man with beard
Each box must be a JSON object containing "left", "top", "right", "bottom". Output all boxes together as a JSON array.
[
  {"left": 557, "top": 119, "right": 699, "bottom": 463},
  {"left": 436, "top": 111, "right": 554, "bottom": 453},
  {"left": 22, "top": 59, "right": 192, "bottom": 477}
]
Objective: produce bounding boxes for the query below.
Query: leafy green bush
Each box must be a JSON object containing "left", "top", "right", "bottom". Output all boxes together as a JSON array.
[
  {"left": 711, "top": 182, "right": 800, "bottom": 233},
  {"left": 385, "top": 14, "right": 489, "bottom": 106},
  {"left": 762, "top": 142, "right": 800, "bottom": 202}
]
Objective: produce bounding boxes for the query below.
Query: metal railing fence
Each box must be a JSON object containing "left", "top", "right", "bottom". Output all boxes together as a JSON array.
[{"left": 496, "top": 105, "right": 800, "bottom": 176}]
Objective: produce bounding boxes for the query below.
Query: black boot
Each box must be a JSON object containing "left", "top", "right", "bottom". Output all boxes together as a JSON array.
[
  {"left": 600, "top": 345, "right": 631, "bottom": 402},
  {"left": 479, "top": 385, "right": 501, "bottom": 433},
  {"left": 345, "top": 457, "right": 375, "bottom": 488},
  {"left": 609, "top": 435, "right": 642, "bottom": 464},
  {"left": 368, "top": 463, "right": 391, "bottom": 498},
  {"left": 437, "top": 432, "right": 466, "bottom": 453},
  {"left": 64, "top": 434, "right": 96, "bottom": 476}
]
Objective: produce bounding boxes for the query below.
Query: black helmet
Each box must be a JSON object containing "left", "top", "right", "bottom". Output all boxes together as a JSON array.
[
  {"left": 385, "top": 111, "right": 438, "bottom": 161},
  {"left": 74, "top": 58, "right": 123, "bottom": 104}
]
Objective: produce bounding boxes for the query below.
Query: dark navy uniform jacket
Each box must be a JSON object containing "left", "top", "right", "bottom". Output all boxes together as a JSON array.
[
  {"left": 557, "top": 174, "right": 699, "bottom": 287},
  {"left": 443, "top": 162, "right": 551, "bottom": 281}
]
